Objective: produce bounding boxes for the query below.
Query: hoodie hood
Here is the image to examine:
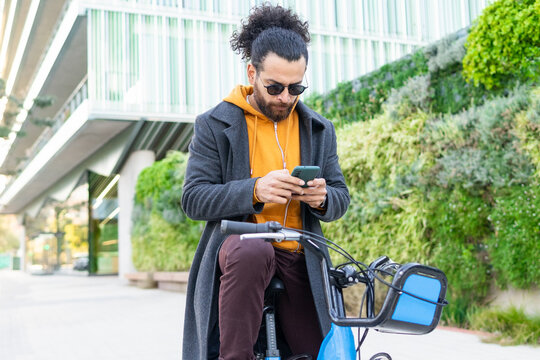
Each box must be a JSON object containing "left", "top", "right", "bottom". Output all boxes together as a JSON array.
[{"left": 223, "top": 84, "right": 259, "bottom": 116}]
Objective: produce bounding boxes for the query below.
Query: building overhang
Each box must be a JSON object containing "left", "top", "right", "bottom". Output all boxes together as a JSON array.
[
  {"left": 0, "top": 2, "right": 87, "bottom": 174},
  {"left": 0, "top": 101, "right": 132, "bottom": 214},
  {"left": 0, "top": 98, "right": 195, "bottom": 215}
]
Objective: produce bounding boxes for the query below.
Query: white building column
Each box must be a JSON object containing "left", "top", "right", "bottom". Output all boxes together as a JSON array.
[
  {"left": 118, "top": 150, "right": 155, "bottom": 281},
  {"left": 16, "top": 214, "right": 26, "bottom": 271}
]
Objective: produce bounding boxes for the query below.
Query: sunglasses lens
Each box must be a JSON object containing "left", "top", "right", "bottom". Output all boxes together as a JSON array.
[
  {"left": 266, "top": 84, "right": 284, "bottom": 95},
  {"left": 262, "top": 80, "right": 307, "bottom": 96},
  {"left": 289, "top": 85, "right": 307, "bottom": 95}
]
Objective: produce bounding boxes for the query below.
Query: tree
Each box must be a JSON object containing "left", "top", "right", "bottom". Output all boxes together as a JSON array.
[
  {"left": 0, "top": 215, "right": 19, "bottom": 253},
  {"left": 0, "top": 78, "right": 56, "bottom": 139}
]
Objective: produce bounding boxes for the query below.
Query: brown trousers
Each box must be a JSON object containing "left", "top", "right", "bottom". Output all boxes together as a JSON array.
[{"left": 218, "top": 235, "right": 323, "bottom": 360}]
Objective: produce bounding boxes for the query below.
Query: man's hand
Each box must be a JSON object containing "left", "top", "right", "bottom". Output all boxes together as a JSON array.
[
  {"left": 292, "top": 178, "right": 327, "bottom": 208},
  {"left": 255, "top": 169, "right": 306, "bottom": 204}
]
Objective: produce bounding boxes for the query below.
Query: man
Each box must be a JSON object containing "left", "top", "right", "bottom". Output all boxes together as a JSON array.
[{"left": 181, "top": 4, "right": 349, "bottom": 359}]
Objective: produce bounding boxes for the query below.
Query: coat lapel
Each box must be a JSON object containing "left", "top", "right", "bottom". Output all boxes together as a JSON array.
[
  {"left": 211, "top": 101, "right": 325, "bottom": 180},
  {"left": 212, "top": 102, "right": 251, "bottom": 180},
  {"left": 296, "top": 101, "right": 325, "bottom": 166}
]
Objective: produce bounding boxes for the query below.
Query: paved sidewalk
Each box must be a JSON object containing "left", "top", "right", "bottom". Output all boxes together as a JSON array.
[
  {"left": 0, "top": 270, "right": 184, "bottom": 360},
  {"left": 1, "top": 269, "right": 539, "bottom": 359}
]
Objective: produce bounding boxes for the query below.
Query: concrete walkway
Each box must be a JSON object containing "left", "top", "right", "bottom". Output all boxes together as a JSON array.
[
  {"left": 1, "top": 269, "right": 538, "bottom": 359},
  {"left": 0, "top": 270, "right": 184, "bottom": 360}
]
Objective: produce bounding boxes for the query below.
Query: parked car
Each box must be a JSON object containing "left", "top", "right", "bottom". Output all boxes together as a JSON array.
[{"left": 73, "top": 256, "right": 89, "bottom": 271}]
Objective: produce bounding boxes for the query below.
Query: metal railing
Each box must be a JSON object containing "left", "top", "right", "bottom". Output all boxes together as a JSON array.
[{"left": 14, "top": 76, "right": 89, "bottom": 175}]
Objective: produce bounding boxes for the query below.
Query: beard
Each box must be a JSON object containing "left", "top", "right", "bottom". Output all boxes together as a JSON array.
[{"left": 252, "top": 88, "right": 295, "bottom": 122}]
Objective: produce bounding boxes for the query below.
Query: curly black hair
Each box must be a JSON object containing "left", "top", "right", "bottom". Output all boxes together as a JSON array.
[{"left": 230, "top": 3, "right": 310, "bottom": 70}]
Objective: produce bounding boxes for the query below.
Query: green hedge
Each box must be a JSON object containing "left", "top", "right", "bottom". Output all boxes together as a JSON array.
[
  {"left": 488, "top": 185, "right": 540, "bottom": 288},
  {"left": 305, "top": 50, "right": 428, "bottom": 126},
  {"left": 462, "top": 0, "right": 540, "bottom": 89},
  {"left": 131, "top": 151, "right": 201, "bottom": 271},
  {"left": 469, "top": 307, "right": 540, "bottom": 345},
  {"left": 325, "top": 84, "right": 540, "bottom": 325}
]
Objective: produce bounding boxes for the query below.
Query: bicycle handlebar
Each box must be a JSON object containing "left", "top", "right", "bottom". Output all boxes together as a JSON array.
[
  {"left": 220, "top": 220, "right": 283, "bottom": 235},
  {"left": 219, "top": 220, "right": 448, "bottom": 335}
]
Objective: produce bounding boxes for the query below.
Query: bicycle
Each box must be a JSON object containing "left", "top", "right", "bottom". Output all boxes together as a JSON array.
[{"left": 220, "top": 220, "right": 448, "bottom": 360}]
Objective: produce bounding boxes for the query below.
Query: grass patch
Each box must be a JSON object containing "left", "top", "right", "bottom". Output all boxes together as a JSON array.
[{"left": 469, "top": 307, "right": 540, "bottom": 346}]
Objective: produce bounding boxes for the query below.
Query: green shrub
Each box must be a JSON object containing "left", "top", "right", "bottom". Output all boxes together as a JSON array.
[
  {"left": 305, "top": 50, "right": 428, "bottom": 125},
  {"left": 315, "top": 4, "right": 540, "bottom": 339},
  {"left": 424, "top": 30, "right": 494, "bottom": 114},
  {"left": 469, "top": 307, "right": 540, "bottom": 345},
  {"left": 426, "top": 189, "right": 491, "bottom": 325},
  {"left": 324, "top": 189, "right": 431, "bottom": 268},
  {"left": 329, "top": 78, "right": 539, "bottom": 332},
  {"left": 335, "top": 109, "right": 431, "bottom": 192},
  {"left": 424, "top": 87, "right": 533, "bottom": 191},
  {"left": 424, "top": 30, "right": 467, "bottom": 74},
  {"left": 463, "top": 0, "right": 540, "bottom": 89},
  {"left": 385, "top": 75, "right": 433, "bottom": 119},
  {"left": 514, "top": 88, "right": 540, "bottom": 178},
  {"left": 430, "top": 66, "right": 490, "bottom": 114},
  {"left": 132, "top": 211, "right": 200, "bottom": 271},
  {"left": 487, "top": 185, "right": 540, "bottom": 288},
  {"left": 132, "top": 151, "right": 202, "bottom": 271},
  {"left": 324, "top": 109, "right": 434, "bottom": 272}
]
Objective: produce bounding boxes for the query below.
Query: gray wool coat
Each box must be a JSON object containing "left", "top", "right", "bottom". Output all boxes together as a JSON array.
[{"left": 181, "top": 99, "right": 350, "bottom": 359}]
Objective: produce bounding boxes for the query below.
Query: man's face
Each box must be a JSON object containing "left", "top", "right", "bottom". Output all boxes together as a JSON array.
[{"left": 248, "top": 52, "right": 307, "bottom": 122}]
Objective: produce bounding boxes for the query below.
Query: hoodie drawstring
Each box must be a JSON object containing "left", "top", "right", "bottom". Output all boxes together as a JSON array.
[{"left": 250, "top": 115, "right": 258, "bottom": 176}]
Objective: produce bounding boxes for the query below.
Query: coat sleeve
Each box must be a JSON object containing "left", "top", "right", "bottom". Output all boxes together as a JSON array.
[
  {"left": 308, "top": 121, "right": 350, "bottom": 222},
  {"left": 181, "top": 115, "right": 263, "bottom": 221}
]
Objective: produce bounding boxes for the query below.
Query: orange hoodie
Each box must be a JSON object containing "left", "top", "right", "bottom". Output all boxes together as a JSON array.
[{"left": 224, "top": 85, "right": 303, "bottom": 252}]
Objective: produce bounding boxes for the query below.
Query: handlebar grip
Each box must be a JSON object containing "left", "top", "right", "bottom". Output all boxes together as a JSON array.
[{"left": 220, "top": 220, "right": 282, "bottom": 235}]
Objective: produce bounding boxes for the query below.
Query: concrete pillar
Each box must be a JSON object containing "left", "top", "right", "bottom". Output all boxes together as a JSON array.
[
  {"left": 118, "top": 150, "right": 155, "bottom": 282},
  {"left": 16, "top": 214, "right": 26, "bottom": 272}
]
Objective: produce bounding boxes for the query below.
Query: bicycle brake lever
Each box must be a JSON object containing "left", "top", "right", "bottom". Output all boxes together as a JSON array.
[{"left": 330, "top": 265, "right": 362, "bottom": 288}]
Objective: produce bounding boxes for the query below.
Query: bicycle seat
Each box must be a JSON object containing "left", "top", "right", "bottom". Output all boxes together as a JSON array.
[{"left": 265, "top": 276, "right": 285, "bottom": 298}]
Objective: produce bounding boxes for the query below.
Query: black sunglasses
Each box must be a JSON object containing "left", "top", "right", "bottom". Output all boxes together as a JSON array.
[{"left": 258, "top": 77, "right": 308, "bottom": 96}]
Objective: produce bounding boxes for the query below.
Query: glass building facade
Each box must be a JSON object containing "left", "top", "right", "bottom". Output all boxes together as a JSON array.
[
  {"left": 1, "top": 0, "right": 494, "bottom": 275},
  {"left": 89, "top": 172, "right": 119, "bottom": 274},
  {"left": 86, "top": 0, "right": 494, "bottom": 118}
]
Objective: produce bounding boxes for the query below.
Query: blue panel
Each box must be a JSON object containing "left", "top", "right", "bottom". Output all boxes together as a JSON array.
[{"left": 391, "top": 274, "right": 441, "bottom": 326}]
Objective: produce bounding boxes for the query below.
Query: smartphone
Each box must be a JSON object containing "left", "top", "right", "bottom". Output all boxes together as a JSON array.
[{"left": 291, "top": 165, "right": 320, "bottom": 188}]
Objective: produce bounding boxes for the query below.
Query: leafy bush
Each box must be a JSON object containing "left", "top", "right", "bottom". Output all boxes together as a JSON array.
[
  {"left": 131, "top": 151, "right": 202, "bottom": 271},
  {"left": 305, "top": 50, "right": 428, "bottom": 125},
  {"left": 424, "top": 29, "right": 468, "bottom": 74},
  {"left": 430, "top": 68, "right": 490, "bottom": 114},
  {"left": 487, "top": 185, "right": 540, "bottom": 288},
  {"left": 132, "top": 211, "right": 200, "bottom": 271},
  {"left": 318, "top": 5, "right": 540, "bottom": 339},
  {"left": 514, "top": 88, "right": 540, "bottom": 178},
  {"left": 386, "top": 75, "right": 433, "bottom": 119},
  {"left": 327, "top": 81, "right": 540, "bottom": 330},
  {"left": 469, "top": 307, "right": 540, "bottom": 345},
  {"left": 421, "top": 29, "right": 494, "bottom": 115},
  {"left": 426, "top": 189, "right": 491, "bottom": 324},
  {"left": 424, "top": 87, "right": 533, "bottom": 191},
  {"left": 463, "top": 0, "right": 540, "bottom": 89}
]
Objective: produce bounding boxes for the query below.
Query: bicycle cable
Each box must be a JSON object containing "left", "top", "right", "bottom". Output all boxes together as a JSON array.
[
  {"left": 286, "top": 227, "right": 377, "bottom": 301},
  {"left": 291, "top": 228, "right": 448, "bottom": 307}
]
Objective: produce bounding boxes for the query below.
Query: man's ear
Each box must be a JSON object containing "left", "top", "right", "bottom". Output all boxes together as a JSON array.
[{"left": 247, "top": 63, "right": 256, "bottom": 85}]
